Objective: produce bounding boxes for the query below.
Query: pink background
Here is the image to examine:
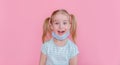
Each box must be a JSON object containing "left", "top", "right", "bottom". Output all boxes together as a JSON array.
[{"left": 0, "top": 0, "right": 120, "bottom": 65}]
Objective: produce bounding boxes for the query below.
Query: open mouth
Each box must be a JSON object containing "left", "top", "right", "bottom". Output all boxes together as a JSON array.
[{"left": 58, "top": 30, "right": 65, "bottom": 35}]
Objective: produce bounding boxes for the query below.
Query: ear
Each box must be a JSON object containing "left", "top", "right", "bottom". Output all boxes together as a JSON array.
[
  {"left": 50, "top": 24, "right": 53, "bottom": 30},
  {"left": 68, "top": 23, "right": 71, "bottom": 30}
]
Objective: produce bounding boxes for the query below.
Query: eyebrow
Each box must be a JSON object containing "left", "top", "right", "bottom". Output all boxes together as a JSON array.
[
  {"left": 53, "top": 19, "right": 69, "bottom": 22},
  {"left": 63, "top": 20, "right": 69, "bottom": 21},
  {"left": 53, "top": 19, "right": 58, "bottom": 21}
]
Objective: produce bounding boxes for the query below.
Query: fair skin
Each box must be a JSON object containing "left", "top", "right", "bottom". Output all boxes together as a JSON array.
[{"left": 39, "top": 13, "right": 78, "bottom": 65}]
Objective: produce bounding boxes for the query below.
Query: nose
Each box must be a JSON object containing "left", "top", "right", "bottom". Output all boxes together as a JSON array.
[{"left": 59, "top": 23, "right": 64, "bottom": 29}]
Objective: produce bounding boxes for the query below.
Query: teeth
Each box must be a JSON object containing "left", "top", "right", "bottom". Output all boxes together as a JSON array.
[
  {"left": 62, "top": 31, "right": 64, "bottom": 33},
  {"left": 58, "top": 31, "right": 64, "bottom": 33}
]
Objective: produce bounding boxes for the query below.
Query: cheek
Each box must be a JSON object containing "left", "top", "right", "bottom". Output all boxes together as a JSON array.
[
  {"left": 52, "top": 25, "right": 59, "bottom": 32},
  {"left": 65, "top": 25, "right": 70, "bottom": 29},
  {"left": 54, "top": 25, "right": 58, "bottom": 27},
  {"left": 53, "top": 25, "right": 59, "bottom": 30},
  {"left": 52, "top": 29, "right": 58, "bottom": 34}
]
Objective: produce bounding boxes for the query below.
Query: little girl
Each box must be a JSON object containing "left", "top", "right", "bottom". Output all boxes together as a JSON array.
[{"left": 39, "top": 9, "right": 79, "bottom": 65}]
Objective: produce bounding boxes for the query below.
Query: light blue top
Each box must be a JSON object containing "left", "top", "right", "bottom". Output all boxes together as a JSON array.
[{"left": 41, "top": 38, "right": 79, "bottom": 65}]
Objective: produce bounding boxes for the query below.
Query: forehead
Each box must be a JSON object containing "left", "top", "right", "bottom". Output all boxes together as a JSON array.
[{"left": 52, "top": 13, "right": 69, "bottom": 21}]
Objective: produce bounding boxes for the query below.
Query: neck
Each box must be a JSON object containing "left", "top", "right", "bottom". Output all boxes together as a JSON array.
[{"left": 53, "top": 38, "right": 68, "bottom": 46}]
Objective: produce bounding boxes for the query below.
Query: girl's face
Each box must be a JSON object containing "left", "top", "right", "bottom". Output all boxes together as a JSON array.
[{"left": 51, "top": 13, "right": 71, "bottom": 36}]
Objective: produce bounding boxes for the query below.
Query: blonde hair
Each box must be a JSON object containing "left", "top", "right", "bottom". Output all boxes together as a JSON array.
[{"left": 42, "top": 9, "right": 77, "bottom": 43}]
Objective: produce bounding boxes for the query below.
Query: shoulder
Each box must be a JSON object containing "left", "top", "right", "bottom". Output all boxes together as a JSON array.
[
  {"left": 42, "top": 39, "right": 53, "bottom": 47},
  {"left": 67, "top": 39, "right": 79, "bottom": 53},
  {"left": 42, "top": 39, "right": 53, "bottom": 49},
  {"left": 43, "top": 39, "right": 52, "bottom": 45},
  {"left": 67, "top": 39, "right": 79, "bottom": 58},
  {"left": 41, "top": 38, "right": 53, "bottom": 55},
  {"left": 67, "top": 39, "right": 78, "bottom": 48}
]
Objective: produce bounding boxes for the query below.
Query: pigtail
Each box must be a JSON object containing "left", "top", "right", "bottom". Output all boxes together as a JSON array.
[
  {"left": 70, "top": 14, "right": 77, "bottom": 43},
  {"left": 42, "top": 17, "right": 51, "bottom": 43}
]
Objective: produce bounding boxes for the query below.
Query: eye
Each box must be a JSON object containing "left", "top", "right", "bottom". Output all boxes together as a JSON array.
[
  {"left": 55, "top": 22, "right": 59, "bottom": 25},
  {"left": 54, "top": 21, "right": 59, "bottom": 25},
  {"left": 64, "top": 22, "right": 67, "bottom": 25},
  {"left": 63, "top": 21, "right": 67, "bottom": 25}
]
